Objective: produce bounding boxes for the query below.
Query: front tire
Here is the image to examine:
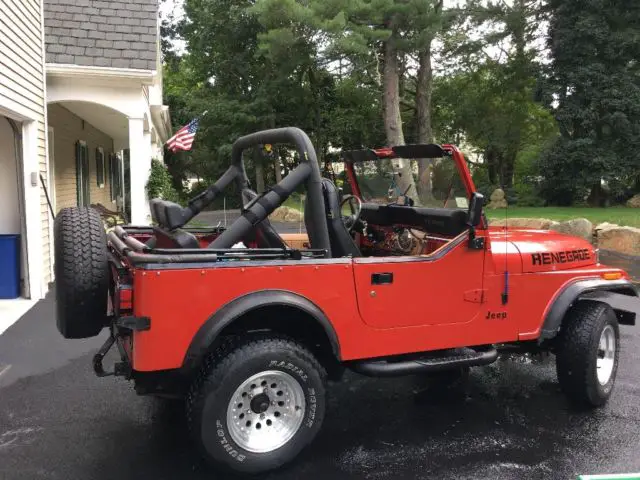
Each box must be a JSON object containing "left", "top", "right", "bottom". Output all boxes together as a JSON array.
[
  {"left": 187, "top": 336, "right": 326, "bottom": 474},
  {"left": 556, "top": 301, "right": 620, "bottom": 408}
]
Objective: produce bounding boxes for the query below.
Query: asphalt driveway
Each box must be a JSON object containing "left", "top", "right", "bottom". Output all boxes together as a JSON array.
[{"left": 1, "top": 290, "right": 640, "bottom": 480}]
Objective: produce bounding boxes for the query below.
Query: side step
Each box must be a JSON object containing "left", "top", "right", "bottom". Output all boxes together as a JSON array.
[{"left": 348, "top": 347, "right": 498, "bottom": 378}]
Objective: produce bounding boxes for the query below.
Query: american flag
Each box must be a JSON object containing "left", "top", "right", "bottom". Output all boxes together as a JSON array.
[{"left": 166, "top": 118, "right": 199, "bottom": 152}]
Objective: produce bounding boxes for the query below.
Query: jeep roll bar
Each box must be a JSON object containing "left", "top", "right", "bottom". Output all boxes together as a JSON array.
[
  {"left": 208, "top": 128, "right": 330, "bottom": 254},
  {"left": 150, "top": 127, "right": 331, "bottom": 256}
]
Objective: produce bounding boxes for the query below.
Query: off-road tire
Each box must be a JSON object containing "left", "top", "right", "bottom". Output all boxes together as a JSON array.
[
  {"left": 556, "top": 300, "right": 620, "bottom": 408},
  {"left": 54, "top": 207, "right": 109, "bottom": 339},
  {"left": 186, "top": 336, "right": 326, "bottom": 474}
]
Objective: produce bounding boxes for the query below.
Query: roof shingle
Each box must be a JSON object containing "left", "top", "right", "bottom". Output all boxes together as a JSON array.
[{"left": 44, "top": 0, "right": 158, "bottom": 70}]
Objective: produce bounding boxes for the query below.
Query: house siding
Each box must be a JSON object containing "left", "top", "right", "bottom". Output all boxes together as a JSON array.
[
  {"left": 0, "top": 0, "right": 51, "bottom": 285},
  {"left": 48, "top": 104, "right": 114, "bottom": 211}
]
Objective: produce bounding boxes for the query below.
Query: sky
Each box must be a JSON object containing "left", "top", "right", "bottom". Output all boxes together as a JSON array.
[{"left": 159, "top": 0, "right": 184, "bottom": 21}]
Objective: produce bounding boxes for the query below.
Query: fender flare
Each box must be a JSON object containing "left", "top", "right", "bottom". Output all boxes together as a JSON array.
[
  {"left": 540, "top": 279, "right": 639, "bottom": 341},
  {"left": 181, "top": 290, "right": 340, "bottom": 374}
]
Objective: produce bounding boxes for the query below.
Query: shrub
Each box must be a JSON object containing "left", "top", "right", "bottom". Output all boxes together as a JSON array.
[{"left": 146, "top": 159, "right": 181, "bottom": 203}]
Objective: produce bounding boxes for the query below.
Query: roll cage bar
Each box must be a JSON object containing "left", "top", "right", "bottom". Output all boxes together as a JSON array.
[{"left": 150, "top": 127, "right": 331, "bottom": 256}]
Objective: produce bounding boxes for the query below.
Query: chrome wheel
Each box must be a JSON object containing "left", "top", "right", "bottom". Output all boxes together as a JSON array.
[
  {"left": 226, "top": 370, "right": 306, "bottom": 453},
  {"left": 596, "top": 325, "right": 616, "bottom": 385}
]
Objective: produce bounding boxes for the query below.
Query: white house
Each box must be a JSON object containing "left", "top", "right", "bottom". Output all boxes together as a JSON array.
[{"left": 0, "top": 0, "right": 170, "bottom": 321}]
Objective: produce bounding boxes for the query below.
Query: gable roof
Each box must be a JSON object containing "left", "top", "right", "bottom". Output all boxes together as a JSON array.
[{"left": 43, "top": 0, "right": 158, "bottom": 71}]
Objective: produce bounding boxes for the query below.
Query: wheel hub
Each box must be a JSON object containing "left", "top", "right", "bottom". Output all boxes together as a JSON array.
[
  {"left": 250, "top": 393, "right": 271, "bottom": 414},
  {"left": 226, "top": 370, "right": 306, "bottom": 453}
]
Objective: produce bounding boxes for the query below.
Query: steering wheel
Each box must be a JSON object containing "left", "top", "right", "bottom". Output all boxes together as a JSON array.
[{"left": 339, "top": 195, "right": 362, "bottom": 232}]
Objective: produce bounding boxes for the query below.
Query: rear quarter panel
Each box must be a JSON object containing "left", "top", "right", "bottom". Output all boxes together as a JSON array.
[{"left": 131, "top": 261, "right": 360, "bottom": 371}]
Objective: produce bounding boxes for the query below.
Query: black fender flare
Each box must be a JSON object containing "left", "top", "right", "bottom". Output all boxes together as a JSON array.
[
  {"left": 540, "top": 279, "right": 639, "bottom": 341},
  {"left": 181, "top": 290, "right": 340, "bottom": 374}
]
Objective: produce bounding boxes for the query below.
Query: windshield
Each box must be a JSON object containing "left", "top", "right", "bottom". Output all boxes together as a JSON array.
[{"left": 349, "top": 156, "right": 469, "bottom": 210}]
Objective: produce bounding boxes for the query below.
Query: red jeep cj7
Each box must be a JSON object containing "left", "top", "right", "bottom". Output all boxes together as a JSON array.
[{"left": 54, "top": 128, "right": 639, "bottom": 474}]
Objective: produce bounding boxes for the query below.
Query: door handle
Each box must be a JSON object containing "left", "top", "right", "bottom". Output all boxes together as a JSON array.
[{"left": 371, "top": 272, "right": 393, "bottom": 285}]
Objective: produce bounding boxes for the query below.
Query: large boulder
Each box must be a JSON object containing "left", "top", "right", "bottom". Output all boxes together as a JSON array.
[
  {"left": 626, "top": 194, "right": 640, "bottom": 208},
  {"left": 489, "top": 217, "right": 558, "bottom": 230},
  {"left": 597, "top": 226, "right": 640, "bottom": 256},
  {"left": 487, "top": 188, "right": 508, "bottom": 209},
  {"left": 549, "top": 218, "right": 594, "bottom": 241}
]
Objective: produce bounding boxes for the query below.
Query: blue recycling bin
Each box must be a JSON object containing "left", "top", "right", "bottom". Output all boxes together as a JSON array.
[{"left": 0, "top": 234, "right": 20, "bottom": 299}]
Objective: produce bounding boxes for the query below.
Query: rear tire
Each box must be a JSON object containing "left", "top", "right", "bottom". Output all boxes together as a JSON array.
[
  {"left": 186, "top": 336, "right": 326, "bottom": 474},
  {"left": 556, "top": 301, "right": 619, "bottom": 408},
  {"left": 54, "top": 207, "right": 109, "bottom": 339}
]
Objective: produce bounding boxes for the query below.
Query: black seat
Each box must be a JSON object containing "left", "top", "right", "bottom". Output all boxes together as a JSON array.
[
  {"left": 149, "top": 198, "right": 199, "bottom": 248},
  {"left": 318, "top": 178, "right": 360, "bottom": 258},
  {"left": 241, "top": 189, "right": 286, "bottom": 249}
]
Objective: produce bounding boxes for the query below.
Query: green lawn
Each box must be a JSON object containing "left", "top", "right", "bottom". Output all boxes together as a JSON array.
[{"left": 485, "top": 207, "right": 640, "bottom": 228}]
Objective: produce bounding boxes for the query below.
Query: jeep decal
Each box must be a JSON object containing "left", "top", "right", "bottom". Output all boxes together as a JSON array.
[{"left": 531, "top": 249, "right": 590, "bottom": 266}]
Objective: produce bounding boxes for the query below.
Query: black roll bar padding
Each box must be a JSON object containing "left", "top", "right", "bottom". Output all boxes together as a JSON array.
[
  {"left": 392, "top": 144, "right": 445, "bottom": 159},
  {"left": 206, "top": 127, "right": 331, "bottom": 256},
  {"left": 342, "top": 149, "right": 378, "bottom": 163},
  {"left": 114, "top": 226, "right": 150, "bottom": 252},
  {"left": 209, "top": 163, "right": 311, "bottom": 249}
]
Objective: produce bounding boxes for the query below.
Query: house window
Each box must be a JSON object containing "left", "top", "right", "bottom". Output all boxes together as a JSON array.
[
  {"left": 75, "top": 141, "right": 90, "bottom": 206},
  {"left": 96, "top": 147, "right": 105, "bottom": 188}
]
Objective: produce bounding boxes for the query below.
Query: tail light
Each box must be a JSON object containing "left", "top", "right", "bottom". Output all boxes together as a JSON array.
[{"left": 117, "top": 284, "right": 133, "bottom": 313}]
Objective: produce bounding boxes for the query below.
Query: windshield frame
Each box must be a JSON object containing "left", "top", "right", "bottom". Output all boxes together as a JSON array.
[{"left": 343, "top": 144, "right": 475, "bottom": 207}]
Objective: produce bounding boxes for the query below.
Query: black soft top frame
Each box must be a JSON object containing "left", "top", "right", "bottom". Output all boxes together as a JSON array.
[{"left": 341, "top": 144, "right": 448, "bottom": 163}]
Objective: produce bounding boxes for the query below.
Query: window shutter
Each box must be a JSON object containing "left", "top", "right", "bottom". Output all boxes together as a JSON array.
[
  {"left": 96, "top": 148, "right": 105, "bottom": 187},
  {"left": 75, "top": 141, "right": 82, "bottom": 206}
]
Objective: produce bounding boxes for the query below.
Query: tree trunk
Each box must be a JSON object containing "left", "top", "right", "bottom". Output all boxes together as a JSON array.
[
  {"left": 416, "top": 40, "right": 434, "bottom": 203},
  {"left": 382, "top": 27, "right": 417, "bottom": 200},
  {"left": 486, "top": 147, "right": 498, "bottom": 185},
  {"left": 587, "top": 181, "right": 607, "bottom": 207},
  {"left": 383, "top": 35, "right": 405, "bottom": 146},
  {"left": 274, "top": 151, "right": 282, "bottom": 184},
  {"left": 500, "top": 153, "right": 516, "bottom": 191},
  {"left": 253, "top": 148, "right": 265, "bottom": 193}
]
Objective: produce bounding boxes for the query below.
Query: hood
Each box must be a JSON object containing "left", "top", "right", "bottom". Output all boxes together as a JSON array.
[{"left": 488, "top": 228, "right": 596, "bottom": 273}]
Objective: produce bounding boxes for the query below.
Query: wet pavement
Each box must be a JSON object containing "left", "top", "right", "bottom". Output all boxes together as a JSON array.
[{"left": 1, "top": 292, "right": 640, "bottom": 480}]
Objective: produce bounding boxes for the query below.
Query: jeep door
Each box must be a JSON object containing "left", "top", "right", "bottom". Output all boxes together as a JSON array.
[{"left": 353, "top": 232, "right": 486, "bottom": 328}]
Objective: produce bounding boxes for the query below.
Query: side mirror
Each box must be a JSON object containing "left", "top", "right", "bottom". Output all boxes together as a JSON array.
[
  {"left": 467, "top": 192, "right": 485, "bottom": 250},
  {"left": 467, "top": 192, "right": 484, "bottom": 228}
]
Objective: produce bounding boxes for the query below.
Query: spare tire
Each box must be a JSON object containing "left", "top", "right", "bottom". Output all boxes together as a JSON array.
[{"left": 54, "top": 207, "right": 109, "bottom": 339}]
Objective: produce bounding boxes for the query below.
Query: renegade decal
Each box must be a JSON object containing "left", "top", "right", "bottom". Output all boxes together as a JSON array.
[
  {"left": 485, "top": 311, "right": 507, "bottom": 320},
  {"left": 531, "top": 249, "right": 590, "bottom": 266}
]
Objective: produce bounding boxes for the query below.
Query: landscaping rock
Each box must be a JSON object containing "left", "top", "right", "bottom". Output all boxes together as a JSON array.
[
  {"left": 595, "top": 222, "right": 619, "bottom": 232},
  {"left": 549, "top": 218, "right": 593, "bottom": 241},
  {"left": 487, "top": 188, "right": 508, "bottom": 209},
  {"left": 597, "top": 226, "right": 640, "bottom": 256},
  {"left": 489, "top": 217, "right": 558, "bottom": 230},
  {"left": 283, "top": 208, "right": 304, "bottom": 222},
  {"left": 626, "top": 194, "right": 640, "bottom": 208},
  {"left": 269, "top": 206, "right": 303, "bottom": 223}
]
